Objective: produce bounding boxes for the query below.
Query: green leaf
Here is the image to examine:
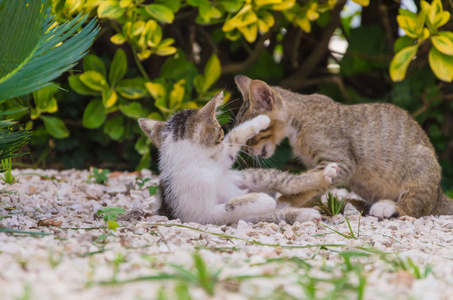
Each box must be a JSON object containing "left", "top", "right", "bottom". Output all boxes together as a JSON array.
[
  {"left": 193, "top": 75, "right": 204, "bottom": 94},
  {"left": 110, "top": 33, "right": 126, "bottom": 45},
  {"left": 83, "top": 54, "right": 106, "bottom": 77},
  {"left": 83, "top": 99, "right": 106, "bottom": 128},
  {"left": 433, "top": 11, "right": 450, "bottom": 29},
  {"left": 431, "top": 35, "right": 453, "bottom": 55},
  {"left": 193, "top": 54, "right": 221, "bottom": 94},
  {"left": 104, "top": 115, "right": 125, "bottom": 141},
  {"left": 107, "top": 220, "right": 120, "bottom": 231},
  {"left": 102, "top": 88, "right": 117, "bottom": 108},
  {"left": 119, "top": 102, "right": 147, "bottom": 119},
  {"left": 135, "top": 136, "right": 149, "bottom": 155},
  {"left": 203, "top": 54, "right": 221, "bottom": 91},
  {"left": 97, "top": 207, "right": 124, "bottom": 218},
  {"left": 109, "top": 49, "right": 127, "bottom": 86},
  {"left": 148, "top": 185, "right": 158, "bottom": 195},
  {"left": 144, "top": 4, "right": 175, "bottom": 24},
  {"left": 80, "top": 71, "right": 109, "bottom": 91},
  {"left": 0, "top": 118, "right": 32, "bottom": 162},
  {"left": 0, "top": 0, "right": 45, "bottom": 79},
  {"left": 199, "top": 0, "right": 222, "bottom": 22},
  {"left": 145, "top": 81, "right": 167, "bottom": 102},
  {"left": 0, "top": 3, "right": 99, "bottom": 100},
  {"left": 98, "top": 0, "right": 125, "bottom": 19},
  {"left": 155, "top": 0, "right": 182, "bottom": 13},
  {"left": 33, "top": 85, "right": 59, "bottom": 114},
  {"left": 40, "top": 116, "right": 69, "bottom": 139},
  {"left": 68, "top": 75, "right": 100, "bottom": 96},
  {"left": 396, "top": 15, "right": 419, "bottom": 38},
  {"left": 155, "top": 45, "right": 177, "bottom": 56},
  {"left": 116, "top": 78, "right": 148, "bottom": 99},
  {"left": 220, "top": 0, "right": 243, "bottom": 12},
  {"left": 429, "top": 47, "right": 453, "bottom": 82},
  {"left": 394, "top": 36, "right": 416, "bottom": 53},
  {"left": 169, "top": 80, "right": 185, "bottom": 109},
  {"left": 390, "top": 45, "right": 419, "bottom": 82},
  {"left": 160, "top": 49, "right": 198, "bottom": 84},
  {"left": 351, "top": 0, "right": 369, "bottom": 6}
]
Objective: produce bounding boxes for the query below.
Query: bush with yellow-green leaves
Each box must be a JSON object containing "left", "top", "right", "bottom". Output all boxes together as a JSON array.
[{"left": 2, "top": 0, "right": 453, "bottom": 190}]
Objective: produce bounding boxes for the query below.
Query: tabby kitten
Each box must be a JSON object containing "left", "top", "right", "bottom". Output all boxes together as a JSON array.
[
  {"left": 139, "top": 92, "right": 337, "bottom": 225},
  {"left": 234, "top": 75, "right": 453, "bottom": 218}
]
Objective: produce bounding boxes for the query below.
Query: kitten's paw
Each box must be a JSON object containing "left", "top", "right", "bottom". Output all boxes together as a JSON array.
[
  {"left": 369, "top": 200, "right": 399, "bottom": 219},
  {"left": 225, "top": 193, "right": 276, "bottom": 215},
  {"left": 323, "top": 163, "right": 339, "bottom": 184},
  {"left": 293, "top": 208, "right": 322, "bottom": 223},
  {"left": 252, "top": 115, "right": 271, "bottom": 132}
]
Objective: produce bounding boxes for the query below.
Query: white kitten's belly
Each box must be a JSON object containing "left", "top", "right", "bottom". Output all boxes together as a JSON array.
[{"left": 216, "top": 176, "right": 246, "bottom": 204}]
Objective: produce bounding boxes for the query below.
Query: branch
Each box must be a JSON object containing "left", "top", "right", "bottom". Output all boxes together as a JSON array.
[
  {"left": 300, "top": 75, "right": 351, "bottom": 102},
  {"left": 221, "top": 31, "right": 272, "bottom": 75},
  {"left": 412, "top": 84, "right": 443, "bottom": 118},
  {"left": 378, "top": 4, "right": 394, "bottom": 47},
  {"left": 281, "top": 0, "right": 347, "bottom": 90},
  {"left": 290, "top": 29, "right": 303, "bottom": 69}
]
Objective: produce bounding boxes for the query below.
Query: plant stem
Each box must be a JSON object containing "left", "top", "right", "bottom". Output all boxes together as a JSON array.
[{"left": 132, "top": 48, "right": 150, "bottom": 81}]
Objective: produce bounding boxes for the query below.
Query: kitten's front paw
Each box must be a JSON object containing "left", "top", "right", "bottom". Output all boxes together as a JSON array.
[
  {"left": 252, "top": 115, "right": 271, "bottom": 132},
  {"left": 294, "top": 208, "right": 322, "bottom": 223},
  {"left": 323, "top": 163, "right": 339, "bottom": 184},
  {"left": 369, "top": 200, "right": 399, "bottom": 219}
]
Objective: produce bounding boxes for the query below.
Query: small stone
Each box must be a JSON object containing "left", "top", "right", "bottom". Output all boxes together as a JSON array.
[
  {"left": 106, "top": 184, "right": 127, "bottom": 195},
  {"left": 29, "top": 185, "right": 37, "bottom": 194},
  {"left": 117, "top": 209, "right": 143, "bottom": 221},
  {"left": 343, "top": 203, "right": 360, "bottom": 217},
  {"left": 84, "top": 184, "right": 104, "bottom": 199},
  {"left": 283, "top": 225, "right": 294, "bottom": 240}
]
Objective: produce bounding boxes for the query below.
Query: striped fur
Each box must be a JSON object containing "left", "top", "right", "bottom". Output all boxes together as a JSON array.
[{"left": 234, "top": 76, "right": 453, "bottom": 218}]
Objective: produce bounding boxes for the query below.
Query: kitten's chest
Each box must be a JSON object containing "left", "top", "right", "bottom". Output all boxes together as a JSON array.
[{"left": 287, "top": 127, "right": 316, "bottom": 169}]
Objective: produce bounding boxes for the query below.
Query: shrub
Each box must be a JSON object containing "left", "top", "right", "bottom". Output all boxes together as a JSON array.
[{"left": 1, "top": 0, "right": 452, "bottom": 191}]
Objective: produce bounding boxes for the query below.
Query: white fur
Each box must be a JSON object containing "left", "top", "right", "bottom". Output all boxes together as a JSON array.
[
  {"left": 323, "top": 163, "right": 339, "bottom": 184},
  {"left": 159, "top": 115, "right": 274, "bottom": 225},
  {"left": 294, "top": 208, "right": 322, "bottom": 223},
  {"left": 369, "top": 200, "right": 397, "bottom": 218}
]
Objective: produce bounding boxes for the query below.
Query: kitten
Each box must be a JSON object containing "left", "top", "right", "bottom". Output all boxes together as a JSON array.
[
  {"left": 234, "top": 75, "right": 453, "bottom": 219},
  {"left": 138, "top": 92, "right": 337, "bottom": 225}
]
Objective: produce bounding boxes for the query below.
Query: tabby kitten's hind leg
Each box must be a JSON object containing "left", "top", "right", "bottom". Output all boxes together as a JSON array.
[
  {"left": 369, "top": 200, "right": 400, "bottom": 218},
  {"left": 370, "top": 145, "right": 442, "bottom": 219}
]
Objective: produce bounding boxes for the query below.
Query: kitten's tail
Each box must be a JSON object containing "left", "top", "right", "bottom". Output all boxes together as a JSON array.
[{"left": 434, "top": 192, "right": 453, "bottom": 215}]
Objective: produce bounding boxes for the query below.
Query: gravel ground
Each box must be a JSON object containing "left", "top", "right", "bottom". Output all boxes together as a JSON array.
[{"left": 1, "top": 169, "right": 453, "bottom": 300}]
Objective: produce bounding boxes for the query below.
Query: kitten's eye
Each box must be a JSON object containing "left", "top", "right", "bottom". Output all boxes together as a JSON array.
[{"left": 216, "top": 129, "right": 224, "bottom": 144}]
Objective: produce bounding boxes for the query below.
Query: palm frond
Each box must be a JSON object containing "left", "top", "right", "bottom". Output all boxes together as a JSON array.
[
  {"left": 0, "top": 0, "right": 45, "bottom": 78},
  {"left": 0, "top": 120, "right": 32, "bottom": 162},
  {"left": 0, "top": 0, "right": 100, "bottom": 100}
]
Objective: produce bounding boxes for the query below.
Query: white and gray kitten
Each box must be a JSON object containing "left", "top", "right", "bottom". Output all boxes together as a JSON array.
[{"left": 139, "top": 92, "right": 334, "bottom": 225}]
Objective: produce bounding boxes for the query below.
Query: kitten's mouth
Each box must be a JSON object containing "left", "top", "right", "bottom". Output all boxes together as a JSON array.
[{"left": 261, "top": 146, "right": 267, "bottom": 157}]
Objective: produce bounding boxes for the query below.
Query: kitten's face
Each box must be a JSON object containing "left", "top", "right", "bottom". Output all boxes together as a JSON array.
[
  {"left": 235, "top": 76, "right": 283, "bottom": 158},
  {"left": 138, "top": 92, "right": 224, "bottom": 149}
]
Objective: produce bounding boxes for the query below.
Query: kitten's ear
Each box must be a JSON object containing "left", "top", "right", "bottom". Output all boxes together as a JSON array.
[
  {"left": 138, "top": 118, "right": 165, "bottom": 148},
  {"left": 235, "top": 75, "right": 252, "bottom": 100},
  {"left": 199, "top": 91, "right": 224, "bottom": 119},
  {"left": 249, "top": 80, "right": 274, "bottom": 111}
]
